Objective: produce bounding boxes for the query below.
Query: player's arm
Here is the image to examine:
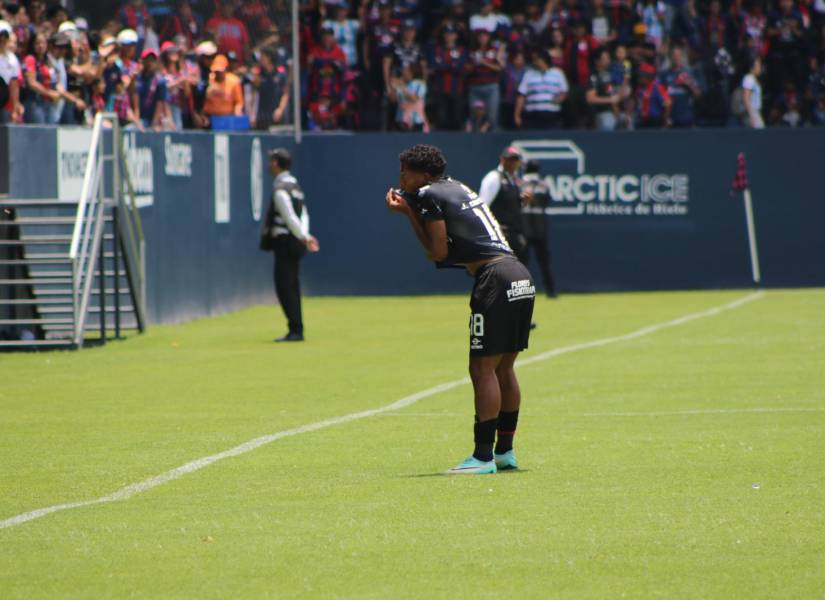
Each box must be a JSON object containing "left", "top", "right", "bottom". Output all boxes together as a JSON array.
[{"left": 385, "top": 189, "right": 448, "bottom": 262}]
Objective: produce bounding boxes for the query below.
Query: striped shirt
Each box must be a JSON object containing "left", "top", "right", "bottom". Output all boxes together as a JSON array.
[{"left": 517, "top": 67, "right": 568, "bottom": 113}]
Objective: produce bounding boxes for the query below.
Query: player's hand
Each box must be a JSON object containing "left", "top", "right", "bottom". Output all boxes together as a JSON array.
[
  {"left": 305, "top": 234, "right": 320, "bottom": 253},
  {"left": 385, "top": 188, "right": 409, "bottom": 214}
]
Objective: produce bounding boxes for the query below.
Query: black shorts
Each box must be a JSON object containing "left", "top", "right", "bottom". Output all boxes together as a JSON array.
[{"left": 469, "top": 256, "right": 535, "bottom": 356}]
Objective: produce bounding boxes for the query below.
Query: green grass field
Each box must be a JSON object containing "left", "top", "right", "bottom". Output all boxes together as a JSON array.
[{"left": 1, "top": 289, "right": 824, "bottom": 599}]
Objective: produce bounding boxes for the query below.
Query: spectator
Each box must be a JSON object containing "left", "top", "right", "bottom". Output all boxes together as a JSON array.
[
  {"left": 47, "top": 32, "right": 86, "bottom": 124},
  {"left": 308, "top": 91, "right": 342, "bottom": 130},
  {"left": 238, "top": 0, "right": 274, "bottom": 40},
  {"left": 515, "top": 49, "right": 568, "bottom": 129},
  {"left": 116, "top": 29, "right": 141, "bottom": 78},
  {"left": 547, "top": 25, "right": 566, "bottom": 70},
  {"left": 506, "top": 11, "right": 535, "bottom": 49},
  {"left": 107, "top": 74, "right": 142, "bottom": 129},
  {"left": 361, "top": 0, "right": 398, "bottom": 125},
  {"left": 99, "top": 36, "right": 122, "bottom": 104},
  {"left": 429, "top": 24, "right": 467, "bottom": 131},
  {"left": 160, "top": 40, "right": 188, "bottom": 129},
  {"left": 589, "top": 0, "right": 616, "bottom": 46},
  {"left": 587, "top": 47, "right": 621, "bottom": 130},
  {"left": 765, "top": 0, "right": 805, "bottom": 95},
  {"left": 564, "top": 19, "right": 598, "bottom": 127},
  {"left": 469, "top": 0, "right": 510, "bottom": 33},
  {"left": 390, "top": 62, "right": 428, "bottom": 131},
  {"left": 436, "top": 0, "right": 470, "bottom": 46},
  {"left": 777, "top": 78, "right": 801, "bottom": 127},
  {"left": 500, "top": 48, "right": 525, "bottom": 129},
  {"left": 635, "top": 62, "right": 672, "bottom": 127},
  {"left": 466, "top": 28, "right": 504, "bottom": 129},
  {"left": 160, "top": 1, "right": 204, "bottom": 50},
  {"left": 206, "top": 1, "right": 250, "bottom": 62},
  {"left": 0, "top": 20, "right": 23, "bottom": 123},
  {"left": 307, "top": 26, "right": 346, "bottom": 108},
  {"left": 135, "top": 48, "right": 170, "bottom": 129},
  {"left": 191, "top": 39, "right": 216, "bottom": 127},
  {"left": 250, "top": 47, "right": 290, "bottom": 129},
  {"left": 525, "top": 0, "right": 552, "bottom": 36},
  {"left": 383, "top": 19, "right": 426, "bottom": 97},
  {"left": 660, "top": 45, "right": 701, "bottom": 127},
  {"left": 21, "top": 32, "right": 58, "bottom": 123},
  {"left": 323, "top": 0, "right": 359, "bottom": 69},
  {"left": 700, "top": 31, "right": 734, "bottom": 126},
  {"left": 10, "top": 5, "right": 35, "bottom": 55},
  {"left": 465, "top": 98, "right": 492, "bottom": 132},
  {"left": 119, "top": 0, "right": 153, "bottom": 50},
  {"left": 203, "top": 53, "right": 243, "bottom": 119},
  {"left": 741, "top": 56, "right": 764, "bottom": 128}
]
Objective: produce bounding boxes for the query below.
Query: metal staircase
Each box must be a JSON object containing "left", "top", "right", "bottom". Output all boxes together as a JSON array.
[{"left": 0, "top": 113, "right": 147, "bottom": 349}]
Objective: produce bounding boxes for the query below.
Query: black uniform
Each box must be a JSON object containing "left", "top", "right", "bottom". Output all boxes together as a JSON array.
[
  {"left": 487, "top": 169, "right": 529, "bottom": 262},
  {"left": 410, "top": 178, "right": 535, "bottom": 356},
  {"left": 520, "top": 174, "right": 557, "bottom": 296},
  {"left": 266, "top": 172, "right": 308, "bottom": 336}
]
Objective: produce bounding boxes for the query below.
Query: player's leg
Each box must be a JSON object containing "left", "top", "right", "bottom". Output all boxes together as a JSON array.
[
  {"left": 494, "top": 352, "right": 521, "bottom": 469},
  {"left": 447, "top": 353, "right": 503, "bottom": 474}
]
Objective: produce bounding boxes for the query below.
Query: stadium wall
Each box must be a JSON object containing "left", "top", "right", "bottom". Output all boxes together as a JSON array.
[{"left": 3, "top": 125, "right": 824, "bottom": 323}]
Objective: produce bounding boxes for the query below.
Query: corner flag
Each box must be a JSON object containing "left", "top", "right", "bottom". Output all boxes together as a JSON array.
[{"left": 731, "top": 152, "right": 761, "bottom": 285}]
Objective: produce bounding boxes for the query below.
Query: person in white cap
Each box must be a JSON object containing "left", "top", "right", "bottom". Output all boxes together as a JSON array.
[
  {"left": 0, "top": 20, "right": 23, "bottom": 123},
  {"left": 116, "top": 29, "right": 140, "bottom": 78}
]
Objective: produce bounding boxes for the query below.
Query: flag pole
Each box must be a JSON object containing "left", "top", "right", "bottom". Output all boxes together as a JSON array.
[
  {"left": 291, "top": 0, "right": 302, "bottom": 144},
  {"left": 732, "top": 152, "right": 761, "bottom": 285},
  {"left": 742, "top": 187, "right": 761, "bottom": 284}
]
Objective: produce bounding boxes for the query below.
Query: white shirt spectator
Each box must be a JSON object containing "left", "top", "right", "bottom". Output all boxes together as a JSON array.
[
  {"left": 518, "top": 66, "right": 568, "bottom": 113},
  {"left": 323, "top": 18, "right": 360, "bottom": 67},
  {"left": 742, "top": 73, "right": 761, "bottom": 112},
  {"left": 0, "top": 48, "right": 21, "bottom": 85},
  {"left": 469, "top": 12, "right": 510, "bottom": 33}
]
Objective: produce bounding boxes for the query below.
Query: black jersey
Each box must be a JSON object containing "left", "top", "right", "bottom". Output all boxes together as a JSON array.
[{"left": 410, "top": 177, "right": 513, "bottom": 268}]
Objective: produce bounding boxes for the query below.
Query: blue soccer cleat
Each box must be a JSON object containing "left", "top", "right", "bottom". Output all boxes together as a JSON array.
[
  {"left": 494, "top": 450, "right": 519, "bottom": 471},
  {"left": 446, "top": 456, "right": 497, "bottom": 475}
]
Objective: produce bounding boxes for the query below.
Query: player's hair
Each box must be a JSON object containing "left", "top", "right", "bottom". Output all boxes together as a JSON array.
[{"left": 399, "top": 145, "right": 447, "bottom": 177}]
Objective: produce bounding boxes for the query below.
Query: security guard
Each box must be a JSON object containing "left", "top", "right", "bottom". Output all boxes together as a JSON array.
[
  {"left": 265, "top": 148, "right": 320, "bottom": 342},
  {"left": 478, "top": 146, "right": 528, "bottom": 263},
  {"left": 520, "top": 160, "right": 557, "bottom": 297}
]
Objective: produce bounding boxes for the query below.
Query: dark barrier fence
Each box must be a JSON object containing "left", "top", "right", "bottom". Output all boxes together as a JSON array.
[{"left": 3, "top": 125, "right": 824, "bottom": 323}]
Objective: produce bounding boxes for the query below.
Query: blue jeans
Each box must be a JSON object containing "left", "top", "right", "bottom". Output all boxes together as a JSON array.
[
  {"left": 469, "top": 83, "right": 500, "bottom": 131},
  {"left": 24, "top": 99, "right": 54, "bottom": 124}
]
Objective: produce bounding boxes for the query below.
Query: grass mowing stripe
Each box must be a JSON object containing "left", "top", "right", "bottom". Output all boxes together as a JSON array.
[
  {"left": 0, "top": 290, "right": 765, "bottom": 533},
  {"left": 578, "top": 407, "right": 825, "bottom": 417}
]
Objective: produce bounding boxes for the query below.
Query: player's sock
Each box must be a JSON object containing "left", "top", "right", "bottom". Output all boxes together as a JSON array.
[
  {"left": 473, "top": 417, "right": 498, "bottom": 462},
  {"left": 494, "top": 410, "right": 519, "bottom": 454}
]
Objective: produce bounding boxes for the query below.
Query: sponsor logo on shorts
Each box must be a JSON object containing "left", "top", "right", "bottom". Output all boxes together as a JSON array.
[
  {"left": 507, "top": 279, "right": 536, "bottom": 302},
  {"left": 471, "top": 337, "right": 484, "bottom": 350}
]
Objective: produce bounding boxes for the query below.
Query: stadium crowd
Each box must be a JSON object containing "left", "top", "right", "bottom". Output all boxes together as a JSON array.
[{"left": 0, "top": 0, "right": 824, "bottom": 131}]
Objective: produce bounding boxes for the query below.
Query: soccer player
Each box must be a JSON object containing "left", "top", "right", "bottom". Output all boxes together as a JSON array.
[{"left": 385, "top": 145, "right": 536, "bottom": 474}]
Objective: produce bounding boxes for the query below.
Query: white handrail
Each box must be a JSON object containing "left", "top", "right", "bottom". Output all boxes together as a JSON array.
[{"left": 69, "top": 113, "right": 106, "bottom": 260}]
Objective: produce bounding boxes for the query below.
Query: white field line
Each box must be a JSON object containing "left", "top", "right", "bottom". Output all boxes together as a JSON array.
[
  {"left": 0, "top": 290, "right": 765, "bottom": 531},
  {"left": 578, "top": 407, "right": 825, "bottom": 417}
]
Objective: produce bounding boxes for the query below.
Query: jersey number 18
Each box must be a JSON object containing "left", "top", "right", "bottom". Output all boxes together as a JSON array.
[{"left": 473, "top": 204, "right": 507, "bottom": 245}]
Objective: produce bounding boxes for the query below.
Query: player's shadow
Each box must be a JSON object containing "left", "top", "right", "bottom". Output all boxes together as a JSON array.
[{"left": 403, "top": 469, "right": 530, "bottom": 478}]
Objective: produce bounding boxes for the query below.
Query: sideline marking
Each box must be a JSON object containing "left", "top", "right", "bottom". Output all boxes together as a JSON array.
[{"left": 0, "top": 291, "right": 765, "bottom": 531}]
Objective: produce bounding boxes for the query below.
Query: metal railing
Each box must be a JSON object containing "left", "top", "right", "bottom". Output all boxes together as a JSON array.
[{"left": 69, "top": 113, "right": 146, "bottom": 347}]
